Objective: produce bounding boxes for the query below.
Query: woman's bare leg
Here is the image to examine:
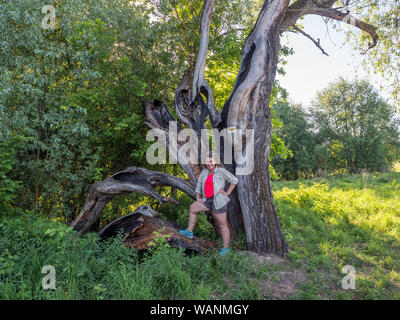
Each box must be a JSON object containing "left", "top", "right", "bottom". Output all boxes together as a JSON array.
[
  {"left": 212, "top": 212, "right": 230, "bottom": 248},
  {"left": 187, "top": 201, "right": 209, "bottom": 232}
]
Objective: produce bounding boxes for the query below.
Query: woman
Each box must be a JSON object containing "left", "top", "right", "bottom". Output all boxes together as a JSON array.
[{"left": 179, "top": 152, "right": 238, "bottom": 256}]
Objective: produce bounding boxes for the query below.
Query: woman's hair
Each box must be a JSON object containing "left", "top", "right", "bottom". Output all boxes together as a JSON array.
[{"left": 202, "top": 151, "right": 223, "bottom": 169}]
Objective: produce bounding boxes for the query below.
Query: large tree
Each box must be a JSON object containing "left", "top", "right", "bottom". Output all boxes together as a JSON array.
[
  {"left": 72, "top": 0, "right": 379, "bottom": 256},
  {"left": 311, "top": 77, "right": 400, "bottom": 173}
]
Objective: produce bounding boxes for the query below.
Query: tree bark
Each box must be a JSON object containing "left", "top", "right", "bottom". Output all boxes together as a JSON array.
[{"left": 219, "top": 0, "right": 290, "bottom": 255}]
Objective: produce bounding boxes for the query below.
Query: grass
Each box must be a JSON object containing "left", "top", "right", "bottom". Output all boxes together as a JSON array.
[
  {"left": 0, "top": 169, "right": 399, "bottom": 299},
  {"left": 273, "top": 170, "right": 400, "bottom": 299},
  {"left": 0, "top": 212, "right": 259, "bottom": 300}
]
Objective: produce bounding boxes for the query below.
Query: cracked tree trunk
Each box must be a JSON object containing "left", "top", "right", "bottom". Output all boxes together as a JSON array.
[{"left": 218, "top": 0, "right": 290, "bottom": 255}]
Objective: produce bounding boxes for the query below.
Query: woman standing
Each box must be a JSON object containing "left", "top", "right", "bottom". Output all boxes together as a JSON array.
[{"left": 179, "top": 152, "right": 238, "bottom": 256}]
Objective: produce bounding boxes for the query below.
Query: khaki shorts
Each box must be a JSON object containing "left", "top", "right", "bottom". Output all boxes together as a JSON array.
[{"left": 202, "top": 196, "right": 228, "bottom": 214}]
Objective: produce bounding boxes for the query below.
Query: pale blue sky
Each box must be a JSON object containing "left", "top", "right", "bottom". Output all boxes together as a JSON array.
[{"left": 276, "top": 15, "right": 389, "bottom": 107}]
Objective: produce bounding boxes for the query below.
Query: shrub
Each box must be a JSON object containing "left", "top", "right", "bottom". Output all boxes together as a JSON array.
[{"left": 0, "top": 134, "right": 28, "bottom": 216}]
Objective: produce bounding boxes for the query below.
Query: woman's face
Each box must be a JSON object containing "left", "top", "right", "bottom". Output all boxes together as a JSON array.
[{"left": 205, "top": 157, "right": 216, "bottom": 170}]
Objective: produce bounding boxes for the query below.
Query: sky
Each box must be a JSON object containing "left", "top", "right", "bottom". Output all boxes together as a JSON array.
[{"left": 275, "top": 14, "right": 389, "bottom": 107}]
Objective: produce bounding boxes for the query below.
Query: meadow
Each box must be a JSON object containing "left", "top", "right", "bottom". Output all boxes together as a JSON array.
[{"left": 1, "top": 169, "right": 399, "bottom": 300}]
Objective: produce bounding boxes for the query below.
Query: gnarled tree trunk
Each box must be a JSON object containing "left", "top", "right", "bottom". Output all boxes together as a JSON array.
[
  {"left": 71, "top": 0, "right": 378, "bottom": 257},
  {"left": 218, "top": 0, "right": 289, "bottom": 254}
]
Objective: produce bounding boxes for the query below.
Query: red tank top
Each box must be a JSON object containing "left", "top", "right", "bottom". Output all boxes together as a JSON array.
[{"left": 204, "top": 174, "right": 214, "bottom": 198}]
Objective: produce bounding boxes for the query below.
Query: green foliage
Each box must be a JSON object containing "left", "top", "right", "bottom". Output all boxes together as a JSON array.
[
  {"left": 271, "top": 101, "right": 314, "bottom": 180},
  {"left": 0, "top": 0, "right": 107, "bottom": 216},
  {"left": 311, "top": 77, "right": 400, "bottom": 173},
  {"left": 0, "top": 0, "right": 193, "bottom": 218},
  {"left": 340, "top": 0, "right": 400, "bottom": 106},
  {"left": 0, "top": 135, "right": 28, "bottom": 215}
]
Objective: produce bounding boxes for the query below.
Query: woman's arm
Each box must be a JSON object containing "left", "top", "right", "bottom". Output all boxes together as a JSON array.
[
  {"left": 220, "top": 168, "right": 238, "bottom": 196},
  {"left": 221, "top": 183, "right": 236, "bottom": 196},
  {"left": 196, "top": 193, "right": 202, "bottom": 202},
  {"left": 221, "top": 168, "right": 238, "bottom": 185}
]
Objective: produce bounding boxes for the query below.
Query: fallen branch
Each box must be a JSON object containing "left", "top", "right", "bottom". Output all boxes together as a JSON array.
[{"left": 99, "top": 205, "right": 217, "bottom": 253}]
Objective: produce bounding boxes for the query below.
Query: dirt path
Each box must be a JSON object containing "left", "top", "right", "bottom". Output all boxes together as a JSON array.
[{"left": 238, "top": 251, "right": 309, "bottom": 299}]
